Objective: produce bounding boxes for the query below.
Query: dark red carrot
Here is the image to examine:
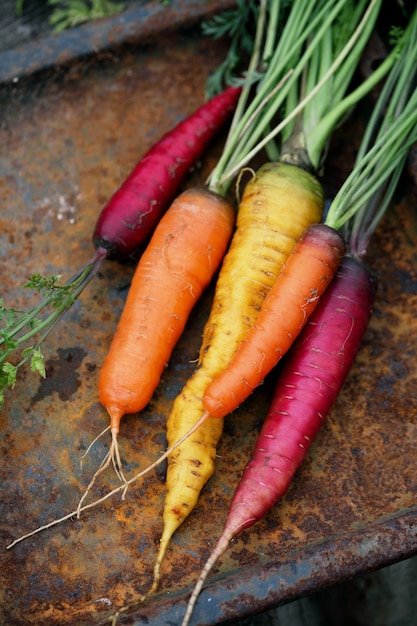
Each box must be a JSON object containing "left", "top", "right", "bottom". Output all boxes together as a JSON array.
[
  {"left": 93, "top": 85, "right": 241, "bottom": 260},
  {"left": 218, "top": 256, "right": 376, "bottom": 524},
  {"left": 180, "top": 255, "right": 376, "bottom": 626}
]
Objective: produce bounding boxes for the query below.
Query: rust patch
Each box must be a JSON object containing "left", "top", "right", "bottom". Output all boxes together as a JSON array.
[{"left": 31, "top": 347, "right": 87, "bottom": 404}]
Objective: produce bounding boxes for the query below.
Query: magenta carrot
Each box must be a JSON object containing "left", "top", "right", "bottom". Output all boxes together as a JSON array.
[
  {"left": 93, "top": 85, "right": 241, "bottom": 260},
  {"left": 180, "top": 254, "right": 376, "bottom": 626},
  {"left": 216, "top": 256, "right": 376, "bottom": 522}
]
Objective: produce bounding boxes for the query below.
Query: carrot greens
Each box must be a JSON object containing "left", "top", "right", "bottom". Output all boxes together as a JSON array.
[
  {"left": 0, "top": 253, "right": 105, "bottom": 406},
  {"left": 207, "top": 0, "right": 387, "bottom": 196},
  {"left": 201, "top": 0, "right": 262, "bottom": 97},
  {"left": 325, "top": 14, "right": 417, "bottom": 242}
]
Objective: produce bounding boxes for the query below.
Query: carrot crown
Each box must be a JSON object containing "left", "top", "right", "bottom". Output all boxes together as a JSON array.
[{"left": 206, "top": 0, "right": 390, "bottom": 195}]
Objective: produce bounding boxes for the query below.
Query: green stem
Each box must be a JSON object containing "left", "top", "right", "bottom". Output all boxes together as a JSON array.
[
  {"left": 222, "top": 0, "right": 269, "bottom": 147},
  {"left": 262, "top": 0, "right": 280, "bottom": 64},
  {"left": 349, "top": 161, "right": 405, "bottom": 257},
  {"left": 307, "top": 32, "right": 397, "bottom": 167},
  {"left": 208, "top": 0, "right": 340, "bottom": 194},
  {"left": 326, "top": 103, "right": 417, "bottom": 231},
  {"left": 324, "top": 8, "right": 417, "bottom": 246},
  {"left": 0, "top": 248, "right": 106, "bottom": 372},
  {"left": 331, "top": 0, "right": 369, "bottom": 97}
]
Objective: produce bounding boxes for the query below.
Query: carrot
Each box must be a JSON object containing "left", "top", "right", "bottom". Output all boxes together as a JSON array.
[
  {"left": 99, "top": 187, "right": 235, "bottom": 417},
  {"left": 202, "top": 223, "right": 346, "bottom": 420},
  {"left": 0, "top": 86, "right": 241, "bottom": 405},
  {"left": 180, "top": 254, "right": 376, "bottom": 626},
  {"left": 77, "top": 187, "right": 235, "bottom": 507},
  {"left": 180, "top": 13, "right": 417, "bottom": 621}
]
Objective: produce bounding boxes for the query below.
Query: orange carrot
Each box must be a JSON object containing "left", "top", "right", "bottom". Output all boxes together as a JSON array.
[
  {"left": 202, "top": 223, "right": 346, "bottom": 419},
  {"left": 80, "top": 187, "right": 235, "bottom": 504}
]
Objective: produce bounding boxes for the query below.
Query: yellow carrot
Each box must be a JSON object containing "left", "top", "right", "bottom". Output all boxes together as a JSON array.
[{"left": 143, "top": 161, "right": 324, "bottom": 597}]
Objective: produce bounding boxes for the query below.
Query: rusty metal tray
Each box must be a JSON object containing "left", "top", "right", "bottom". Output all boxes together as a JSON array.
[{"left": 1, "top": 9, "right": 417, "bottom": 626}]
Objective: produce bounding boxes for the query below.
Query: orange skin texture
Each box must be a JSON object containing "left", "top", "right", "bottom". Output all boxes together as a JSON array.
[
  {"left": 98, "top": 187, "right": 235, "bottom": 433},
  {"left": 203, "top": 223, "right": 346, "bottom": 419}
]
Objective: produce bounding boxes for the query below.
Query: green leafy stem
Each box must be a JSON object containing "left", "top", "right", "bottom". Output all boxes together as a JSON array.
[{"left": 0, "top": 248, "right": 106, "bottom": 406}]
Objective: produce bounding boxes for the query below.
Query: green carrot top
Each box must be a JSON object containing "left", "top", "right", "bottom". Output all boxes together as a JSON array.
[
  {"left": 325, "top": 7, "right": 417, "bottom": 256},
  {"left": 207, "top": 0, "right": 389, "bottom": 195}
]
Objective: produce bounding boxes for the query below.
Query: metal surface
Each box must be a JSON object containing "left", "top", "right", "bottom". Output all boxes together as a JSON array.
[
  {"left": 1, "top": 21, "right": 417, "bottom": 626},
  {"left": 0, "top": 0, "right": 237, "bottom": 84}
]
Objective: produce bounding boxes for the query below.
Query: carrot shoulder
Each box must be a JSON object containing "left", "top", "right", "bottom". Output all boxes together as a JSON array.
[{"left": 203, "top": 223, "right": 346, "bottom": 419}]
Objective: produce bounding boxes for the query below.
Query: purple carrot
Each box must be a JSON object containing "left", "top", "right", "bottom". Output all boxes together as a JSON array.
[
  {"left": 181, "top": 255, "right": 376, "bottom": 626},
  {"left": 93, "top": 85, "right": 241, "bottom": 260}
]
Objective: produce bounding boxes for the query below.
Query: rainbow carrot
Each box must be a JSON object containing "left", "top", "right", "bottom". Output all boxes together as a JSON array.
[{"left": 180, "top": 11, "right": 417, "bottom": 622}]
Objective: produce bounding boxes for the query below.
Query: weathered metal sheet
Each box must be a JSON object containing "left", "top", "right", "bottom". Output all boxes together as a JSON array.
[
  {"left": 1, "top": 20, "right": 417, "bottom": 626},
  {"left": 0, "top": 0, "right": 238, "bottom": 84}
]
